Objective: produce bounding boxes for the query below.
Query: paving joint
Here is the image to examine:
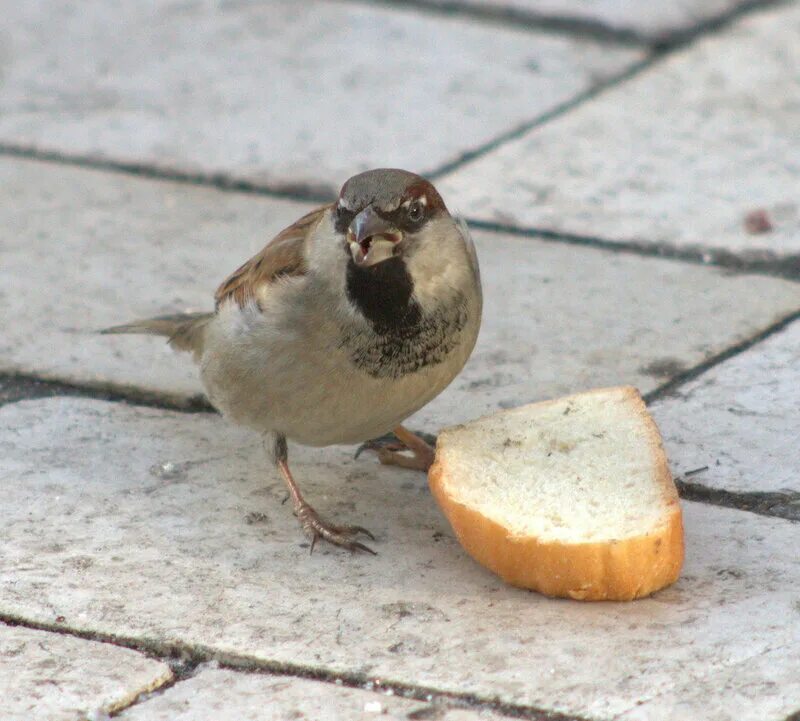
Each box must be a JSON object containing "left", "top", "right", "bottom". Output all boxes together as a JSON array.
[
  {"left": 0, "top": 143, "right": 333, "bottom": 205},
  {"left": 461, "top": 219, "right": 800, "bottom": 282},
  {"left": 423, "top": 0, "right": 791, "bottom": 180},
  {"left": 106, "top": 656, "right": 202, "bottom": 719},
  {"left": 0, "top": 1, "right": 794, "bottom": 292},
  {"left": 0, "top": 613, "right": 593, "bottom": 721},
  {"left": 642, "top": 309, "right": 800, "bottom": 404},
  {"left": 340, "top": 0, "right": 789, "bottom": 51},
  {"left": 5, "top": 149, "right": 798, "bottom": 288},
  {"left": 0, "top": 371, "right": 214, "bottom": 413},
  {"left": 338, "top": 0, "right": 647, "bottom": 47},
  {"left": 642, "top": 0, "right": 794, "bottom": 50},
  {"left": 3, "top": 313, "right": 799, "bottom": 525},
  {"left": 675, "top": 480, "right": 800, "bottom": 522},
  {"left": 426, "top": 56, "right": 655, "bottom": 181}
]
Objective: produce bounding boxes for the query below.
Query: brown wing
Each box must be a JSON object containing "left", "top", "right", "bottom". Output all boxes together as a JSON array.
[{"left": 214, "top": 205, "right": 330, "bottom": 309}]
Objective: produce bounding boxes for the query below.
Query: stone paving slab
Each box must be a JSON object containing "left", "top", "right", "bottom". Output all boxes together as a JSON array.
[
  {"left": 415, "top": 0, "right": 755, "bottom": 42},
  {"left": 0, "top": 158, "right": 312, "bottom": 405},
  {"left": 5, "top": 158, "right": 800, "bottom": 426},
  {"left": 0, "top": 622, "right": 172, "bottom": 721},
  {"left": 439, "top": 3, "right": 800, "bottom": 266},
  {"left": 652, "top": 319, "right": 800, "bottom": 497},
  {"left": 0, "top": 1, "right": 641, "bottom": 193},
  {"left": 2, "top": 397, "right": 799, "bottom": 720},
  {"left": 118, "top": 667, "right": 503, "bottom": 720},
  {"left": 620, "top": 646, "right": 800, "bottom": 721}
]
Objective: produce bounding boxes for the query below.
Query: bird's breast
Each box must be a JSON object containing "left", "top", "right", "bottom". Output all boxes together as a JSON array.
[
  {"left": 342, "top": 254, "right": 474, "bottom": 379},
  {"left": 339, "top": 295, "right": 470, "bottom": 379}
]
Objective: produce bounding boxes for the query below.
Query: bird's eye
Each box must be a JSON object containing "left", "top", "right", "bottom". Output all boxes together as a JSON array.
[{"left": 407, "top": 199, "right": 425, "bottom": 223}]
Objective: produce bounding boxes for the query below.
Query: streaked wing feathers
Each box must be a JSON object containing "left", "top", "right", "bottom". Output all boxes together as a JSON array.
[{"left": 214, "top": 205, "right": 329, "bottom": 309}]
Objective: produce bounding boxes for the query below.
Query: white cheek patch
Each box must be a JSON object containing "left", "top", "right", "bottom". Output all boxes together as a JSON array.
[
  {"left": 306, "top": 211, "right": 351, "bottom": 286},
  {"left": 406, "top": 216, "right": 473, "bottom": 312}
]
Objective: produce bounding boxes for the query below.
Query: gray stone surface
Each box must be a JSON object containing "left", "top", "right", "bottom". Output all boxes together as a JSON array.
[
  {"left": 417, "top": 0, "right": 753, "bottom": 41},
  {"left": 0, "top": 0, "right": 641, "bottom": 192},
  {"left": 118, "top": 667, "right": 502, "bottom": 720},
  {"left": 620, "top": 646, "right": 800, "bottom": 721},
  {"left": 0, "top": 158, "right": 312, "bottom": 405},
  {"left": 2, "top": 397, "right": 800, "bottom": 720},
  {"left": 652, "top": 319, "right": 800, "bottom": 496},
  {"left": 0, "top": 622, "right": 172, "bottom": 721},
  {"left": 439, "top": 4, "right": 800, "bottom": 264},
  {"left": 5, "top": 157, "right": 800, "bottom": 423}
]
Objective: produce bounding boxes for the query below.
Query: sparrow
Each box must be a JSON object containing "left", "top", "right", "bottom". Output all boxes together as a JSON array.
[{"left": 104, "top": 168, "right": 482, "bottom": 553}]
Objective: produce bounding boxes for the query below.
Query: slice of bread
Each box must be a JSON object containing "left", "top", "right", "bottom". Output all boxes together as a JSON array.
[{"left": 429, "top": 386, "right": 683, "bottom": 601}]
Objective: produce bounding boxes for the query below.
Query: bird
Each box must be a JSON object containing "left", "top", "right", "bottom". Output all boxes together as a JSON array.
[{"left": 103, "top": 168, "right": 482, "bottom": 553}]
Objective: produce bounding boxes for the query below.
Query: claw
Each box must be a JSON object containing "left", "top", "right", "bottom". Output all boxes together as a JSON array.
[
  {"left": 350, "top": 541, "right": 377, "bottom": 555},
  {"left": 347, "top": 525, "right": 376, "bottom": 541},
  {"left": 309, "top": 531, "right": 376, "bottom": 556},
  {"left": 275, "top": 443, "right": 379, "bottom": 556},
  {"left": 297, "top": 502, "right": 377, "bottom": 555},
  {"left": 354, "top": 433, "right": 402, "bottom": 459}
]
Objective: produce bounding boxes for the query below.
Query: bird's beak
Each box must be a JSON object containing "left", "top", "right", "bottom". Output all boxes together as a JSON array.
[{"left": 347, "top": 207, "right": 402, "bottom": 267}]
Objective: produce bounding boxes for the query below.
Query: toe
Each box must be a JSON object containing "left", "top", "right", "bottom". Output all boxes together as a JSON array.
[
  {"left": 350, "top": 525, "right": 376, "bottom": 541},
  {"left": 347, "top": 540, "right": 377, "bottom": 555}
]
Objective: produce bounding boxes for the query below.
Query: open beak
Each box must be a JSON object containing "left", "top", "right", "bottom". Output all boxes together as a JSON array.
[{"left": 347, "top": 207, "right": 403, "bottom": 267}]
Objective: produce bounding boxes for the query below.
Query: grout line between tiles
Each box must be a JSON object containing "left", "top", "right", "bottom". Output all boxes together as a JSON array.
[
  {"left": 0, "top": 371, "right": 215, "bottom": 413},
  {"left": 642, "top": 308, "right": 800, "bottom": 404},
  {"left": 0, "top": 143, "right": 333, "bottom": 204},
  {"left": 3, "top": 314, "right": 800, "bottom": 522},
  {"left": 107, "top": 657, "right": 200, "bottom": 719},
  {"left": 3, "top": 148, "right": 799, "bottom": 284},
  {"left": 335, "top": 0, "right": 790, "bottom": 51},
  {"left": 674, "top": 481, "right": 799, "bottom": 522},
  {"left": 425, "top": 55, "right": 655, "bottom": 182},
  {"left": 422, "top": 0, "right": 793, "bottom": 179},
  {"left": 461, "top": 219, "right": 800, "bottom": 282},
  {"left": 331, "top": 0, "right": 647, "bottom": 46},
  {"left": 0, "top": 615, "right": 592, "bottom": 721},
  {"left": 0, "top": 3, "right": 795, "bottom": 289}
]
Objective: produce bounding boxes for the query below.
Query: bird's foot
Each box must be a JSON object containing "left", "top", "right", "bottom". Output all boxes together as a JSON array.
[
  {"left": 355, "top": 435, "right": 406, "bottom": 458},
  {"left": 357, "top": 427, "right": 437, "bottom": 472},
  {"left": 377, "top": 445, "right": 435, "bottom": 471},
  {"left": 295, "top": 502, "right": 376, "bottom": 555}
]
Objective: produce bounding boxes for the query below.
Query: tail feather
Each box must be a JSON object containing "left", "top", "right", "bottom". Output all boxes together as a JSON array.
[{"left": 101, "top": 312, "right": 213, "bottom": 356}]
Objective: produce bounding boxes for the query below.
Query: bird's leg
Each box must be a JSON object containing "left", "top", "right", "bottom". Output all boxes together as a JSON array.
[
  {"left": 375, "top": 425, "right": 436, "bottom": 471},
  {"left": 271, "top": 434, "right": 375, "bottom": 554}
]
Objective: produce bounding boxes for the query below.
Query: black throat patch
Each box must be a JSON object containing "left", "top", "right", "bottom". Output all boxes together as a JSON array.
[
  {"left": 345, "top": 256, "right": 421, "bottom": 333},
  {"left": 342, "top": 257, "right": 468, "bottom": 379}
]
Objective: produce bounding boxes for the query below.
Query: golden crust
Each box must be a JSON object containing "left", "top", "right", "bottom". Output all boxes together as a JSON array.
[
  {"left": 428, "top": 387, "right": 684, "bottom": 601},
  {"left": 214, "top": 205, "right": 328, "bottom": 309}
]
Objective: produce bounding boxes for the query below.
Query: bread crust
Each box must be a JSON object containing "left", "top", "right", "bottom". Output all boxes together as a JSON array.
[{"left": 428, "top": 387, "right": 684, "bottom": 601}]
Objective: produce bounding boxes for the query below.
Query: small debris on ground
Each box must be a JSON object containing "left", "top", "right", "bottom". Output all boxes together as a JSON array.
[
  {"left": 743, "top": 208, "right": 773, "bottom": 234},
  {"left": 245, "top": 511, "right": 269, "bottom": 525}
]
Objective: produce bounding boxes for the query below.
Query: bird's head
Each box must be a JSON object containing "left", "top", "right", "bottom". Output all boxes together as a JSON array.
[{"left": 334, "top": 168, "right": 449, "bottom": 268}]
